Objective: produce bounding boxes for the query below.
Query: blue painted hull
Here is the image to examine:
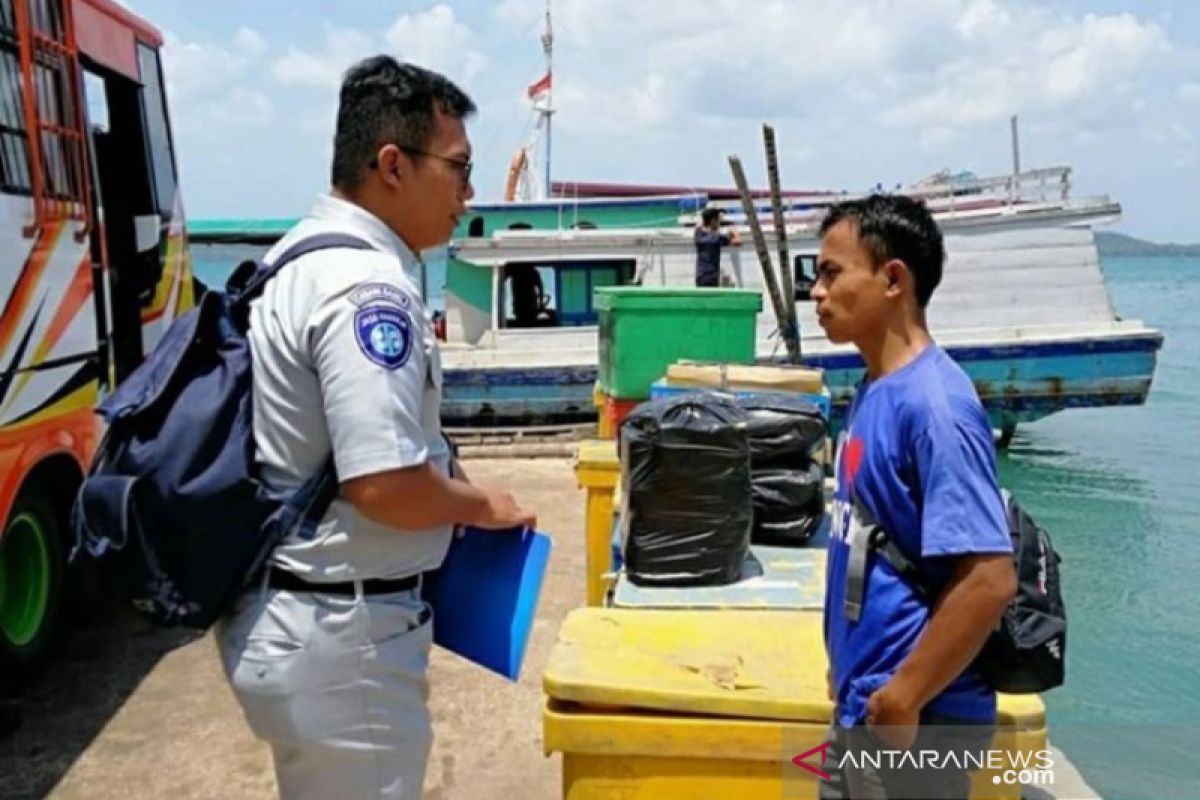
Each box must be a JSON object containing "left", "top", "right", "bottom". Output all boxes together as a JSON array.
[{"left": 440, "top": 332, "right": 1163, "bottom": 431}]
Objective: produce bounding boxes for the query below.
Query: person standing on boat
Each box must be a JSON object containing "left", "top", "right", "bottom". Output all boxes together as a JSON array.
[
  {"left": 694, "top": 207, "right": 741, "bottom": 287},
  {"left": 813, "top": 194, "right": 1016, "bottom": 799},
  {"left": 217, "top": 56, "right": 536, "bottom": 800}
]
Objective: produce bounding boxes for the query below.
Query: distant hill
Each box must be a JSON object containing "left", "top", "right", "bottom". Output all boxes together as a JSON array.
[{"left": 1096, "top": 231, "right": 1200, "bottom": 257}]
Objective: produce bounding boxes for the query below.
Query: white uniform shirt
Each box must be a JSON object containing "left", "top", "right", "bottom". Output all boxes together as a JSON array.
[{"left": 248, "top": 194, "right": 452, "bottom": 581}]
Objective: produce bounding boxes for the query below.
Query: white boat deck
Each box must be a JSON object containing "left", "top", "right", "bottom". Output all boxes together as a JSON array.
[{"left": 443, "top": 204, "right": 1152, "bottom": 371}]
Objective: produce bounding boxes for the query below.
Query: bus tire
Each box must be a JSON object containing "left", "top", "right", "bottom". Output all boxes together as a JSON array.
[{"left": 0, "top": 486, "right": 64, "bottom": 682}]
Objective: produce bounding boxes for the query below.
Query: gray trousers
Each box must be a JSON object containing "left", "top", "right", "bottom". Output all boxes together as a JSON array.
[
  {"left": 818, "top": 716, "right": 996, "bottom": 800},
  {"left": 218, "top": 584, "right": 433, "bottom": 800}
]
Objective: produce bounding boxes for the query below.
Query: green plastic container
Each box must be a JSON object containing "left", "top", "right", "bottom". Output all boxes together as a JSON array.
[{"left": 595, "top": 287, "right": 762, "bottom": 400}]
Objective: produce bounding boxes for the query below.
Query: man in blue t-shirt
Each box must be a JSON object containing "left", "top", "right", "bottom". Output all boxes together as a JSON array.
[
  {"left": 694, "top": 207, "right": 741, "bottom": 286},
  {"left": 813, "top": 195, "right": 1017, "bottom": 799}
]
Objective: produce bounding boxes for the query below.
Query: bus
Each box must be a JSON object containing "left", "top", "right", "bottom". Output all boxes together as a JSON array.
[{"left": 0, "top": 0, "right": 193, "bottom": 675}]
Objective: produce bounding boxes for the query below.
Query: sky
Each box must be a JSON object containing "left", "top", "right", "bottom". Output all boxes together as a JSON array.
[{"left": 119, "top": 0, "right": 1199, "bottom": 242}]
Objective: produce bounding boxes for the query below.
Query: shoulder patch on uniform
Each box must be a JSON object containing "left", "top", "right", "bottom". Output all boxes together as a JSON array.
[
  {"left": 354, "top": 305, "right": 414, "bottom": 369},
  {"left": 348, "top": 282, "right": 413, "bottom": 310}
]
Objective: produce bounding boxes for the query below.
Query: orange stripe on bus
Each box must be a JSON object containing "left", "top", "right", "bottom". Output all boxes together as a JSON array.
[
  {"left": 0, "top": 220, "right": 64, "bottom": 357},
  {"left": 3, "top": 254, "right": 95, "bottom": 411},
  {"left": 32, "top": 255, "right": 93, "bottom": 363}
]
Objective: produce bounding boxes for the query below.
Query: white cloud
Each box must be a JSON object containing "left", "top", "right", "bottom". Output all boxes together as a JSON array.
[
  {"left": 197, "top": 85, "right": 274, "bottom": 130},
  {"left": 160, "top": 27, "right": 274, "bottom": 131},
  {"left": 384, "top": 4, "right": 487, "bottom": 83},
  {"left": 233, "top": 27, "right": 268, "bottom": 60},
  {"left": 494, "top": 2, "right": 1181, "bottom": 137},
  {"left": 553, "top": 72, "right": 676, "bottom": 138},
  {"left": 957, "top": 0, "right": 1010, "bottom": 41},
  {"left": 882, "top": 9, "right": 1171, "bottom": 139},
  {"left": 490, "top": 1, "right": 1180, "bottom": 139},
  {"left": 162, "top": 27, "right": 265, "bottom": 103},
  {"left": 270, "top": 6, "right": 486, "bottom": 90},
  {"left": 1040, "top": 13, "right": 1169, "bottom": 102},
  {"left": 272, "top": 26, "right": 372, "bottom": 89},
  {"left": 137, "top": 0, "right": 1198, "bottom": 240}
]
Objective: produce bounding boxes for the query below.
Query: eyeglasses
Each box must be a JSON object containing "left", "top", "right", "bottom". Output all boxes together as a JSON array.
[{"left": 370, "top": 145, "right": 473, "bottom": 187}]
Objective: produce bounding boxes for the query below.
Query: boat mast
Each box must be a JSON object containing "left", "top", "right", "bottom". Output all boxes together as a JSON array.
[
  {"left": 542, "top": 0, "right": 553, "bottom": 196},
  {"left": 1009, "top": 114, "right": 1020, "bottom": 207},
  {"left": 507, "top": 1, "right": 554, "bottom": 201}
]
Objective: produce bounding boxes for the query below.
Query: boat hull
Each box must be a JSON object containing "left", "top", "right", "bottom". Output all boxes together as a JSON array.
[{"left": 440, "top": 328, "right": 1163, "bottom": 432}]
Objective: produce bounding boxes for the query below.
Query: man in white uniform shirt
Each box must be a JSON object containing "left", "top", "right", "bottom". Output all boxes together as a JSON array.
[{"left": 218, "top": 56, "right": 536, "bottom": 800}]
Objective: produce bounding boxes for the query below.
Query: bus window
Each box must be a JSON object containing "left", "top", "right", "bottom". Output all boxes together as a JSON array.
[
  {"left": 137, "top": 43, "right": 176, "bottom": 216},
  {"left": 84, "top": 71, "right": 109, "bottom": 132},
  {"left": 0, "top": 25, "right": 32, "bottom": 193}
]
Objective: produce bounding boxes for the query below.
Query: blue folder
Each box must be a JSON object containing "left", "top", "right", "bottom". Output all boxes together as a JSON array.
[{"left": 422, "top": 526, "right": 552, "bottom": 681}]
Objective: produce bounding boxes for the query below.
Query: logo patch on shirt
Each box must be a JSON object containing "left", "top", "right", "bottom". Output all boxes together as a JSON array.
[
  {"left": 354, "top": 306, "right": 414, "bottom": 369},
  {"left": 348, "top": 282, "right": 412, "bottom": 310}
]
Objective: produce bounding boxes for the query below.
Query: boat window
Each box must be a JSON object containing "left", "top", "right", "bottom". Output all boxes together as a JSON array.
[
  {"left": 502, "top": 259, "right": 635, "bottom": 328},
  {"left": 468, "top": 216, "right": 484, "bottom": 237},
  {"left": 502, "top": 264, "right": 557, "bottom": 328},
  {"left": 559, "top": 268, "right": 589, "bottom": 320},
  {"left": 137, "top": 43, "right": 177, "bottom": 216},
  {"left": 794, "top": 254, "right": 816, "bottom": 300}
]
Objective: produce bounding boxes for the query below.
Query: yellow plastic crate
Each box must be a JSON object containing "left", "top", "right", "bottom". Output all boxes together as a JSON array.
[
  {"left": 543, "top": 608, "right": 1046, "bottom": 800},
  {"left": 574, "top": 439, "right": 620, "bottom": 606}
]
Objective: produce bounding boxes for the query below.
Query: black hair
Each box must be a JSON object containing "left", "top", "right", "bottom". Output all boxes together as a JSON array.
[
  {"left": 818, "top": 194, "right": 945, "bottom": 307},
  {"left": 331, "top": 55, "right": 476, "bottom": 190},
  {"left": 701, "top": 208, "right": 723, "bottom": 226}
]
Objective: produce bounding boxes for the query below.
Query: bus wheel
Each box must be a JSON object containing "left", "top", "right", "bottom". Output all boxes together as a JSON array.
[{"left": 0, "top": 488, "right": 63, "bottom": 680}]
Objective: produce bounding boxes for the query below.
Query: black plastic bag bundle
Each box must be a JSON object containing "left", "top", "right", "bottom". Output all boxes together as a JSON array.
[
  {"left": 752, "top": 461, "right": 825, "bottom": 545},
  {"left": 739, "top": 393, "right": 827, "bottom": 467},
  {"left": 620, "top": 393, "right": 751, "bottom": 587},
  {"left": 735, "top": 393, "right": 828, "bottom": 546}
]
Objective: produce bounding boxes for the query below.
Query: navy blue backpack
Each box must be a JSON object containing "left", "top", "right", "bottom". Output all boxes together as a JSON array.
[{"left": 73, "top": 233, "right": 370, "bottom": 628}]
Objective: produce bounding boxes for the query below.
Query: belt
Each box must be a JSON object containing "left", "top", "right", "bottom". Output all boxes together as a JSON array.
[{"left": 266, "top": 568, "right": 420, "bottom": 596}]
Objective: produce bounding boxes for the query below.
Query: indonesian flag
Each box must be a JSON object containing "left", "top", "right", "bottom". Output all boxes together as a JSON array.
[{"left": 527, "top": 72, "right": 552, "bottom": 100}]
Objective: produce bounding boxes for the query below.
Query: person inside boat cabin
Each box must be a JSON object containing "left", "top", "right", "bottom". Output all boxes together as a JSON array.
[
  {"left": 693, "top": 206, "right": 741, "bottom": 287},
  {"left": 506, "top": 263, "right": 554, "bottom": 326},
  {"left": 812, "top": 194, "right": 1017, "bottom": 799}
]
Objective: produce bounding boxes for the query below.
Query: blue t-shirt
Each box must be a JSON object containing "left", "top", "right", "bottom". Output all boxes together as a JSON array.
[
  {"left": 824, "top": 344, "right": 1011, "bottom": 727},
  {"left": 694, "top": 228, "right": 730, "bottom": 286}
]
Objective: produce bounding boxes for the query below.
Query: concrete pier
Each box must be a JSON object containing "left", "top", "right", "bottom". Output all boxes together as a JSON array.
[{"left": 0, "top": 457, "right": 1103, "bottom": 799}]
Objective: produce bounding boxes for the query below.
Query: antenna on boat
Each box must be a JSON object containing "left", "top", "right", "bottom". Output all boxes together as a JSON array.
[{"left": 1009, "top": 114, "right": 1020, "bottom": 207}]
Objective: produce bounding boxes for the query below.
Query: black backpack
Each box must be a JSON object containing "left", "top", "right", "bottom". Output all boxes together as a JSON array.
[
  {"left": 72, "top": 233, "right": 371, "bottom": 628},
  {"left": 854, "top": 490, "right": 1066, "bottom": 694}
]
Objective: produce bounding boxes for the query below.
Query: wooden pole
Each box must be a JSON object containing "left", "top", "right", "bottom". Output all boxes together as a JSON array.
[
  {"left": 762, "top": 124, "right": 800, "bottom": 363},
  {"left": 728, "top": 154, "right": 800, "bottom": 365}
]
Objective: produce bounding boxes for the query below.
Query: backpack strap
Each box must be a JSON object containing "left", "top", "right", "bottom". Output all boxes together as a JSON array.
[
  {"left": 258, "top": 455, "right": 340, "bottom": 550},
  {"left": 241, "top": 233, "right": 375, "bottom": 548},
  {"left": 231, "top": 232, "right": 374, "bottom": 310},
  {"left": 843, "top": 491, "right": 935, "bottom": 622}
]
